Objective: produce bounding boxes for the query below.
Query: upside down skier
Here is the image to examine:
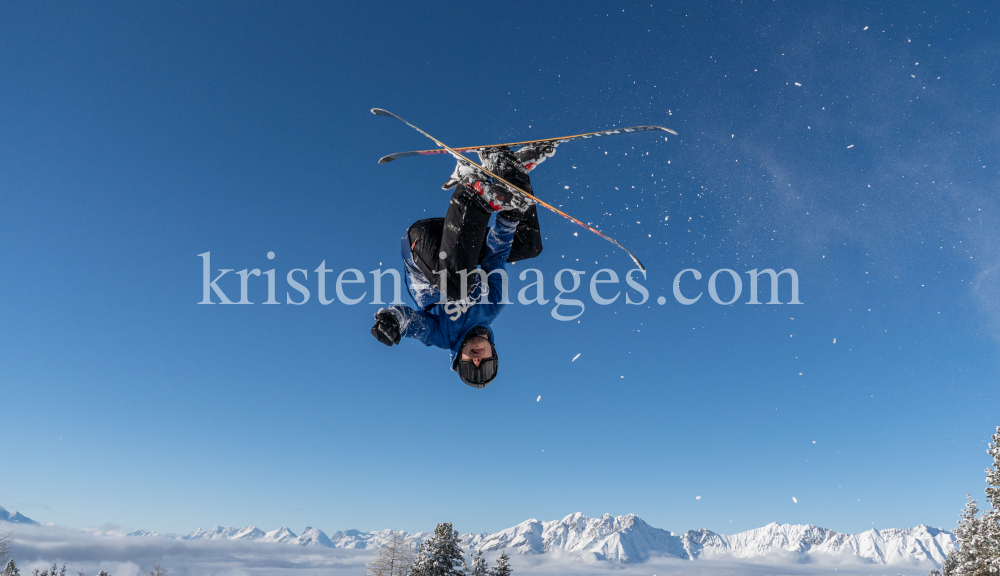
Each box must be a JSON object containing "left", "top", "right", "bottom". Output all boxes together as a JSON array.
[{"left": 370, "top": 144, "right": 557, "bottom": 388}]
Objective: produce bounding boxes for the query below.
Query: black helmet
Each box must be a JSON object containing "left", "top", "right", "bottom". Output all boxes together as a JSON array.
[{"left": 454, "top": 327, "right": 498, "bottom": 388}]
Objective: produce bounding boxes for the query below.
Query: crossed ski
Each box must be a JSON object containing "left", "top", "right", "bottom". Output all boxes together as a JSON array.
[
  {"left": 371, "top": 108, "right": 654, "bottom": 271},
  {"left": 377, "top": 125, "right": 676, "bottom": 165}
]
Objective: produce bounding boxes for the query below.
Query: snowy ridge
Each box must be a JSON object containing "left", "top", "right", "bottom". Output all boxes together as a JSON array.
[
  {"left": 129, "top": 524, "right": 432, "bottom": 549},
  {"left": 462, "top": 513, "right": 686, "bottom": 563},
  {"left": 128, "top": 513, "right": 956, "bottom": 566},
  {"left": 679, "top": 521, "right": 955, "bottom": 564},
  {"left": 0, "top": 506, "right": 39, "bottom": 525},
  {"left": 326, "top": 528, "right": 429, "bottom": 549}
]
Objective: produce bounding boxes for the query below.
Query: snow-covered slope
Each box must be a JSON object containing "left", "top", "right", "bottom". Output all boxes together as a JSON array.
[
  {"left": 185, "top": 526, "right": 266, "bottom": 540},
  {"left": 679, "top": 521, "right": 954, "bottom": 564},
  {"left": 462, "top": 513, "right": 687, "bottom": 563},
  {"left": 0, "top": 506, "right": 39, "bottom": 525},
  {"left": 326, "top": 528, "right": 429, "bottom": 549},
  {"left": 129, "top": 513, "right": 956, "bottom": 566},
  {"left": 176, "top": 525, "right": 335, "bottom": 547},
  {"left": 264, "top": 527, "right": 298, "bottom": 543}
]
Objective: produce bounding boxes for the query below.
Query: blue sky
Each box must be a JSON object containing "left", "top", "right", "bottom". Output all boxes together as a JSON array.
[{"left": 1, "top": 1, "right": 998, "bottom": 538}]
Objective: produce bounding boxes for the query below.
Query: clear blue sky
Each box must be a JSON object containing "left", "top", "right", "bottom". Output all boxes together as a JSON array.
[{"left": 1, "top": 1, "right": 997, "bottom": 538}]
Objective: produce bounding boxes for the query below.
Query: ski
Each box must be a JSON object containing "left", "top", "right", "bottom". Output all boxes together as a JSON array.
[
  {"left": 371, "top": 108, "right": 646, "bottom": 272},
  {"left": 377, "top": 125, "right": 677, "bottom": 165}
]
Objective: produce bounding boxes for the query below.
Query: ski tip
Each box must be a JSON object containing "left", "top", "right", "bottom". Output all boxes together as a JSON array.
[
  {"left": 631, "top": 255, "right": 646, "bottom": 272},
  {"left": 371, "top": 108, "right": 394, "bottom": 118},
  {"left": 651, "top": 126, "right": 678, "bottom": 135},
  {"left": 378, "top": 155, "right": 395, "bottom": 165}
]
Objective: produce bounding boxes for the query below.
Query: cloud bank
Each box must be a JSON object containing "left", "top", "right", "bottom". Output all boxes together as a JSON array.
[{"left": 4, "top": 523, "right": 939, "bottom": 576}]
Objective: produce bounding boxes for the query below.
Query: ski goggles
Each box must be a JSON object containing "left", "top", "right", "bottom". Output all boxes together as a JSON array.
[{"left": 456, "top": 355, "right": 498, "bottom": 388}]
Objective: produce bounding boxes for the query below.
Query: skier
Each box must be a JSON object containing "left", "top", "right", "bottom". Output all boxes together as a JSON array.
[{"left": 370, "top": 144, "right": 557, "bottom": 387}]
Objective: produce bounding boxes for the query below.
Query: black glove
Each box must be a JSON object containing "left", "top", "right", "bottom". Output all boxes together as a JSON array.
[
  {"left": 497, "top": 206, "right": 526, "bottom": 223},
  {"left": 371, "top": 310, "right": 401, "bottom": 346}
]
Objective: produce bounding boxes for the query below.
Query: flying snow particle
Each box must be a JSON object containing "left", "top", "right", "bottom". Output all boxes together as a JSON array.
[
  {"left": 537, "top": 395, "right": 541, "bottom": 402},
  {"left": 792, "top": 497, "right": 798, "bottom": 503},
  {"left": 795, "top": 82, "right": 802, "bottom": 87},
  {"left": 863, "top": 26, "right": 869, "bottom": 30},
  {"left": 573, "top": 232, "right": 578, "bottom": 236},
  {"left": 572, "top": 353, "right": 581, "bottom": 362},
  {"left": 812, "top": 441, "right": 816, "bottom": 444},
  {"left": 847, "top": 144, "right": 854, "bottom": 149},
  {"left": 564, "top": 185, "right": 570, "bottom": 189},
  {"left": 833, "top": 338, "right": 837, "bottom": 344},
  {"left": 696, "top": 496, "right": 702, "bottom": 500}
]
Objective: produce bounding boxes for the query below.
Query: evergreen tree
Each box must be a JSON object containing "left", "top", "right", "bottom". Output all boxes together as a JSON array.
[
  {"left": 943, "top": 425, "right": 1000, "bottom": 576},
  {"left": 983, "top": 427, "right": 1000, "bottom": 575},
  {"left": 30, "top": 564, "right": 64, "bottom": 576},
  {"left": 469, "top": 550, "right": 487, "bottom": 576},
  {"left": 409, "top": 523, "right": 466, "bottom": 576},
  {"left": 946, "top": 496, "right": 990, "bottom": 575},
  {"left": 2, "top": 559, "right": 20, "bottom": 576},
  {"left": 489, "top": 552, "right": 511, "bottom": 576}
]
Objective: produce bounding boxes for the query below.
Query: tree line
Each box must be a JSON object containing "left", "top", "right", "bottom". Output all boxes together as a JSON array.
[
  {"left": 0, "top": 557, "right": 164, "bottom": 576},
  {"left": 367, "top": 523, "right": 511, "bottom": 576}
]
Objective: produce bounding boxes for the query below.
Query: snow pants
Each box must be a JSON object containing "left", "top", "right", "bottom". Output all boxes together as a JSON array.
[{"left": 405, "top": 155, "right": 543, "bottom": 302}]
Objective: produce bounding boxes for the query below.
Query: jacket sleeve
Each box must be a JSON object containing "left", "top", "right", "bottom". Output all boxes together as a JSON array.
[
  {"left": 382, "top": 305, "right": 450, "bottom": 349},
  {"left": 480, "top": 215, "right": 518, "bottom": 305}
]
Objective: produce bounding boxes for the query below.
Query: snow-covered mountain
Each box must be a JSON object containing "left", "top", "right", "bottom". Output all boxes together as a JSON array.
[
  {"left": 463, "top": 512, "right": 686, "bottom": 563},
  {"left": 0, "top": 506, "right": 39, "bottom": 525},
  {"left": 185, "top": 526, "right": 266, "bottom": 540},
  {"left": 128, "top": 512, "right": 956, "bottom": 566},
  {"left": 326, "top": 528, "right": 429, "bottom": 549},
  {"left": 264, "top": 527, "right": 298, "bottom": 543},
  {"left": 678, "top": 521, "right": 954, "bottom": 564}
]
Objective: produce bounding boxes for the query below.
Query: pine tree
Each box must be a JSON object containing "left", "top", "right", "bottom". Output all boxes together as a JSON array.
[
  {"left": 983, "top": 426, "right": 1000, "bottom": 575},
  {"left": 489, "top": 552, "right": 511, "bottom": 576},
  {"left": 2, "top": 559, "right": 20, "bottom": 576},
  {"left": 409, "top": 523, "right": 466, "bottom": 576},
  {"left": 946, "top": 496, "right": 990, "bottom": 575},
  {"left": 30, "top": 564, "right": 64, "bottom": 576},
  {"left": 469, "top": 550, "right": 487, "bottom": 576},
  {"left": 943, "top": 425, "right": 1000, "bottom": 576}
]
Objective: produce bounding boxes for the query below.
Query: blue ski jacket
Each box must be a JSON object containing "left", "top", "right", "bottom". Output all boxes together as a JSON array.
[{"left": 382, "top": 214, "right": 518, "bottom": 371}]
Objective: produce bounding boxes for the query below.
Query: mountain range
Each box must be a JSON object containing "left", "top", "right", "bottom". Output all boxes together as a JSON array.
[
  {"left": 126, "top": 512, "right": 956, "bottom": 566},
  {"left": 0, "top": 507, "right": 39, "bottom": 525}
]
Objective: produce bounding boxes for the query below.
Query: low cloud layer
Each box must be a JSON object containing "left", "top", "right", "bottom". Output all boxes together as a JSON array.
[{"left": 4, "top": 524, "right": 938, "bottom": 576}]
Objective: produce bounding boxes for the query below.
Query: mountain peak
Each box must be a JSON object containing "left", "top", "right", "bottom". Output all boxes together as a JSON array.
[
  {"left": 123, "top": 513, "right": 957, "bottom": 567},
  {"left": 0, "top": 506, "right": 40, "bottom": 525}
]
